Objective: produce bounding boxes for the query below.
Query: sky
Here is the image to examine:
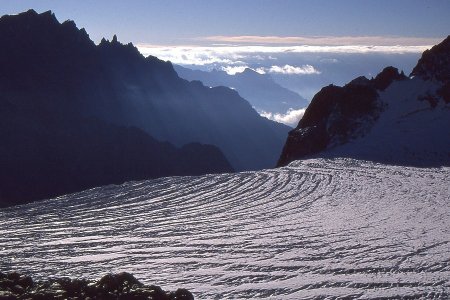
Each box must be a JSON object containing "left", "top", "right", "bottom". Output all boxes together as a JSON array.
[
  {"left": 1, "top": 0, "right": 448, "bottom": 45},
  {"left": 1, "top": 0, "right": 449, "bottom": 125}
]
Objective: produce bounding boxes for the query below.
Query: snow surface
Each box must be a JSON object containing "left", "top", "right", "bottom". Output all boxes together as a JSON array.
[
  {"left": 1, "top": 158, "right": 449, "bottom": 299},
  {"left": 323, "top": 78, "right": 450, "bottom": 165}
]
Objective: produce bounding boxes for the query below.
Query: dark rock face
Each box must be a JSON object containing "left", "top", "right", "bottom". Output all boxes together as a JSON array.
[
  {"left": 0, "top": 272, "right": 194, "bottom": 300},
  {"left": 438, "top": 83, "right": 450, "bottom": 103},
  {"left": 277, "top": 67, "right": 407, "bottom": 167},
  {"left": 411, "top": 35, "right": 450, "bottom": 83},
  {"left": 412, "top": 36, "right": 450, "bottom": 105},
  {"left": 372, "top": 66, "right": 407, "bottom": 91}
]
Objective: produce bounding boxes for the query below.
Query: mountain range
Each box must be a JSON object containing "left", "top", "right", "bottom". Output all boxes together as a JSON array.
[
  {"left": 0, "top": 10, "right": 289, "bottom": 207},
  {"left": 174, "top": 65, "right": 309, "bottom": 117},
  {"left": 278, "top": 36, "right": 450, "bottom": 167}
]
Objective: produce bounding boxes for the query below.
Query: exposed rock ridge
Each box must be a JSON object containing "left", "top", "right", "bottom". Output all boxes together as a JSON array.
[
  {"left": 411, "top": 35, "right": 450, "bottom": 83},
  {"left": 411, "top": 36, "right": 450, "bottom": 104},
  {"left": 277, "top": 67, "right": 407, "bottom": 167}
]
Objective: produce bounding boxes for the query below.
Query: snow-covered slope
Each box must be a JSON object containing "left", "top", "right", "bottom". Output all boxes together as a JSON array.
[
  {"left": 1, "top": 158, "right": 449, "bottom": 299},
  {"left": 321, "top": 78, "right": 450, "bottom": 165}
]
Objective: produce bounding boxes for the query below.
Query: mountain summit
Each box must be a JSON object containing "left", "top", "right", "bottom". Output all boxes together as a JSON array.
[{"left": 278, "top": 36, "right": 450, "bottom": 167}]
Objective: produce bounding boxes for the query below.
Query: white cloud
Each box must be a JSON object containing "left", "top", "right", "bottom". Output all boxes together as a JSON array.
[
  {"left": 260, "top": 108, "right": 307, "bottom": 127},
  {"left": 254, "top": 67, "right": 267, "bottom": 74},
  {"left": 137, "top": 45, "right": 247, "bottom": 66},
  {"left": 221, "top": 65, "right": 249, "bottom": 75},
  {"left": 221, "top": 65, "right": 319, "bottom": 76},
  {"left": 267, "top": 64, "right": 320, "bottom": 75}
]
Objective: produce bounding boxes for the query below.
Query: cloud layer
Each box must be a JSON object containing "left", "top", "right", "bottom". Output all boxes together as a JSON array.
[
  {"left": 221, "top": 64, "right": 321, "bottom": 75},
  {"left": 136, "top": 35, "right": 436, "bottom": 106},
  {"left": 260, "top": 108, "right": 307, "bottom": 127},
  {"left": 265, "top": 65, "right": 320, "bottom": 75},
  {"left": 137, "top": 43, "right": 433, "bottom": 67}
]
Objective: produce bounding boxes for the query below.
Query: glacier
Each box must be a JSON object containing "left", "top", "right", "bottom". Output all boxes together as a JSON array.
[{"left": 0, "top": 158, "right": 449, "bottom": 299}]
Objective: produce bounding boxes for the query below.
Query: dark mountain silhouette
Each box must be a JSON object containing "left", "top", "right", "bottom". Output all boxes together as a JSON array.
[
  {"left": 0, "top": 10, "right": 289, "bottom": 173},
  {"left": 0, "top": 113, "right": 232, "bottom": 207},
  {"left": 278, "top": 36, "right": 450, "bottom": 167},
  {"left": 1, "top": 9, "right": 304, "bottom": 207},
  {"left": 94, "top": 41, "right": 291, "bottom": 170},
  {"left": 174, "top": 65, "right": 309, "bottom": 115}
]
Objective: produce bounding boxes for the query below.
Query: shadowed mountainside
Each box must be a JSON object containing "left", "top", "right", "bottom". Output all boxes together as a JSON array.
[
  {"left": 0, "top": 10, "right": 251, "bottom": 207},
  {"left": 0, "top": 10, "right": 290, "bottom": 174}
]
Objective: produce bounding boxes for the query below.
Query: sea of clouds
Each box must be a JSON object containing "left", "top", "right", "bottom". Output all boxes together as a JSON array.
[{"left": 137, "top": 36, "right": 437, "bottom": 125}]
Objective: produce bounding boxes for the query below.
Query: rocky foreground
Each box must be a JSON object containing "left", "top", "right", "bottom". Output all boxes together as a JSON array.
[{"left": 0, "top": 272, "right": 194, "bottom": 299}]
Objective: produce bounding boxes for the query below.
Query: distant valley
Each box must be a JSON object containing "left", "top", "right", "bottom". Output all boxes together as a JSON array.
[{"left": 174, "top": 65, "right": 309, "bottom": 126}]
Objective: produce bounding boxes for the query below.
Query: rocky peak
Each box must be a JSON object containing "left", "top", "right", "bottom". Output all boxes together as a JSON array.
[
  {"left": 0, "top": 9, "right": 94, "bottom": 57},
  {"left": 0, "top": 9, "right": 97, "bottom": 92},
  {"left": 13, "top": 9, "right": 58, "bottom": 25},
  {"left": 239, "top": 68, "right": 266, "bottom": 77},
  {"left": 277, "top": 82, "right": 380, "bottom": 167},
  {"left": 411, "top": 35, "right": 450, "bottom": 83},
  {"left": 346, "top": 67, "right": 406, "bottom": 91},
  {"left": 348, "top": 76, "right": 371, "bottom": 87},
  {"left": 98, "top": 34, "right": 143, "bottom": 61},
  {"left": 372, "top": 66, "right": 407, "bottom": 90},
  {"left": 242, "top": 68, "right": 255, "bottom": 74},
  {"left": 97, "top": 34, "right": 179, "bottom": 82},
  {"left": 235, "top": 67, "right": 275, "bottom": 85},
  {"left": 0, "top": 9, "right": 87, "bottom": 39}
]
